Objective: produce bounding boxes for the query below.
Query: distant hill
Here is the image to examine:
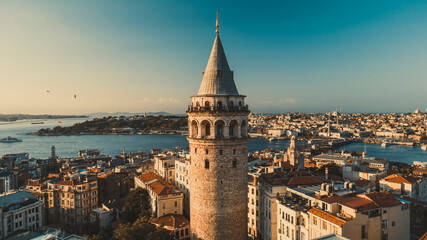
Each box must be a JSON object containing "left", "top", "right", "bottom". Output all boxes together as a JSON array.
[
  {"left": 0, "top": 114, "right": 88, "bottom": 122},
  {"left": 88, "top": 111, "right": 185, "bottom": 118}
]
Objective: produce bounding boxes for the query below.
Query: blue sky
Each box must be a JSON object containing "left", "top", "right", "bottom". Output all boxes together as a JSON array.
[{"left": 1, "top": 0, "right": 426, "bottom": 114}]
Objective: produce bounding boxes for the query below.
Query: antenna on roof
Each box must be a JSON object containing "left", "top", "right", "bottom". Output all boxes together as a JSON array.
[{"left": 216, "top": 10, "right": 220, "bottom": 34}]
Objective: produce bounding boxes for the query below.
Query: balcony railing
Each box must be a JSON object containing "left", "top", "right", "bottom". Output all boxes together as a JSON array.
[{"left": 187, "top": 105, "right": 249, "bottom": 113}]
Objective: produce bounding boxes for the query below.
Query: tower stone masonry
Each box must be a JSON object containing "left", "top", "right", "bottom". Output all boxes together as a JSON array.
[{"left": 187, "top": 12, "right": 249, "bottom": 240}]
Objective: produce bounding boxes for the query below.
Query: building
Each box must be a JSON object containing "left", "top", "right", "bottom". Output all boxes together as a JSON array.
[
  {"left": 151, "top": 214, "right": 190, "bottom": 240},
  {"left": 135, "top": 172, "right": 184, "bottom": 217},
  {"left": 175, "top": 158, "right": 190, "bottom": 216},
  {"left": 284, "top": 136, "right": 303, "bottom": 169},
  {"left": 0, "top": 191, "right": 43, "bottom": 239},
  {"left": 248, "top": 173, "right": 261, "bottom": 239},
  {"left": 186, "top": 12, "right": 249, "bottom": 240},
  {"left": 0, "top": 169, "right": 18, "bottom": 194},
  {"left": 275, "top": 191, "right": 410, "bottom": 240},
  {"left": 90, "top": 203, "right": 118, "bottom": 229},
  {"left": 46, "top": 179, "right": 98, "bottom": 230},
  {"left": 1, "top": 153, "right": 29, "bottom": 169},
  {"left": 379, "top": 174, "right": 427, "bottom": 202}
]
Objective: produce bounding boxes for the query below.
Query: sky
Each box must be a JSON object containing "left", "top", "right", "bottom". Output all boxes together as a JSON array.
[{"left": 1, "top": 0, "right": 427, "bottom": 115}]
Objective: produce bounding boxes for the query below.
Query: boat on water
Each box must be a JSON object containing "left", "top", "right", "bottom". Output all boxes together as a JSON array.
[
  {"left": 269, "top": 137, "right": 278, "bottom": 142},
  {"left": 381, "top": 142, "right": 390, "bottom": 147},
  {"left": 421, "top": 145, "right": 427, "bottom": 151},
  {"left": 0, "top": 136, "right": 23, "bottom": 143},
  {"left": 31, "top": 121, "right": 44, "bottom": 124}
]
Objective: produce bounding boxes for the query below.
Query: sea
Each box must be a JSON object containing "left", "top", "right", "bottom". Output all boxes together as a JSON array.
[{"left": 0, "top": 118, "right": 426, "bottom": 165}]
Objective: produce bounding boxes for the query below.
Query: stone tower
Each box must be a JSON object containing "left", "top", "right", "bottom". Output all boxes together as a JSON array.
[{"left": 187, "top": 12, "right": 249, "bottom": 240}]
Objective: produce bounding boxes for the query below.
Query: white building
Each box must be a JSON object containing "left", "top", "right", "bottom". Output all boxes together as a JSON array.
[
  {"left": 174, "top": 158, "right": 190, "bottom": 216},
  {"left": 0, "top": 191, "right": 43, "bottom": 239},
  {"left": 379, "top": 174, "right": 427, "bottom": 202}
]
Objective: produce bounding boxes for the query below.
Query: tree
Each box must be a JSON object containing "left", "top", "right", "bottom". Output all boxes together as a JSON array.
[
  {"left": 113, "top": 217, "right": 172, "bottom": 240},
  {"left": 122, "top": 188, "right": 151, "bottom": 223}
]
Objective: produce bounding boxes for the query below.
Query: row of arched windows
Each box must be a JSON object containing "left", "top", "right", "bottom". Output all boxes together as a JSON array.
[
  {"left": 193, "top": 147, "right": 246, "bottom": 155},
  {"left": 190, "top": 119, "right": 247, "bottom": 138},
  {"left": 204, "top": 159, "right": 237, "bottom": 169},
  {"left": 195, "top": 100, "right": 243, "bottom": 108}
]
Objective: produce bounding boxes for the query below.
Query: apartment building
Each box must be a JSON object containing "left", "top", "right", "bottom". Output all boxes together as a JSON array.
[
  {"left": 380, "top": 174, "right": 427, "bottom": 202},
  {"left": 275, "top": 191, "right": 410, "bottom": 240},
  {"left": 0, "top": 191, "right": 43, "bottom": 239},
  {"left": 135, "top": 172, "right": 184, "bottom": 217},
  {"left": 46, "top": 179, "right": 98, "bottom": 228},
  {"left": 174, "top": 158, "right": 190, "bottom": 216}
]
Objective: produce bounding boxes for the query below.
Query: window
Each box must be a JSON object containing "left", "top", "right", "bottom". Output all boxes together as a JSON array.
[
  {"left": 219, "top": 150, "right": 223, "bottom": 155},
  {"left": 313, "top": 217, "right": 317, "bottom": 225},
  {"left": 383, "top": 209, "right": 387, "bottom": 214},
  {"left": 323, "top": 221, "right": 327, "bottom": 230},
  {"left": 382, "top": 234, "right": 388, "bottom": 240},
  {"left": 195, "top": 148, "right": 197, "bottom": 153},
  {"left": 391, "top": 221, "right": 395, "bottom": 227},
  {"left": 382, "top": 219, "right": 388, "bottom": 230},
  {"left": 233, "top": 149, "right": 236, "bottom": 154},
  {"left": 362, "top": 225, "right": 366, "bottom": 239},
  {"left": 205, "top": 160, "right": 210, "bottom": 169},
  {"left": 205, "top": 149, "right": 209, "bottom": 154},
  {"left": 232, "top": 160, "right": 237, "bottom": 168},
  {"left": 175, "top": 201, "right": 177, "bottom": 207}
]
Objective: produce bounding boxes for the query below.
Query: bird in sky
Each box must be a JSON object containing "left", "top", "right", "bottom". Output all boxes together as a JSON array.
[
  {"left": 46, "top": 90, "right": 50, "bottom": 93},
  {"left": 74, "top": 94, "right": 77, "bottom": 99}
]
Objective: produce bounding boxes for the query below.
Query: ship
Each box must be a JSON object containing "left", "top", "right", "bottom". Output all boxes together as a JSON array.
[
  {"left": 0, "top": 136, "right": 23, "bottom": 143},
  {"left": 31, "top": 121, "right": 44, "bottom": 124},
  {"left": 381, "top": 142, "right": 390, "bottom": 147},
  {"left": 269, "top": 137, "right": 278, "bottom": 142}
]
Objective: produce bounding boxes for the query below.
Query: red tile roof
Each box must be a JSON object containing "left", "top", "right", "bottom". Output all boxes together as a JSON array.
[
  {"left": 381, "top": 174, "right": 420, "bottom": 184},
  {"left": 139, "top": 172, "right": 181, "bottom": 196},
  {"left": 362, "top": 192, "right": 403, "bottom": 208},
  {"left": 308, "top": 208, "right": 346, "bottom": 226},
  {"left": 150, "top": 214, "right": 189, "bottom": 229}
]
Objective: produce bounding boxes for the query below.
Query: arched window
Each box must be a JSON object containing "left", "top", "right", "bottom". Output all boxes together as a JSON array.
[
  {"left": 191, "top": 120, "right": 198, "bottom": 137},
  {"left": 239, "top": 101, "right": 242, "bottom": 107},
  {"left": 217, "top": 101, "right": 222, "bottom": 108},
  {"left": 201, "top": 120, "right": 211, "bottom": 137},
  {"left": 205, "top": 160, "right": 210, "bottom": 169},
  {"left": 205, "top": 101, "right": 210, "bottom": 107},
  {"left": 232, "top": 160, "right": 237, "bottom": 168},
  {"left": 215, "top": 120, "right": 225, "bottom": 138},
  {"left": 241, "top": 120, "right": 247, "bottom": 137},
  {"left": 229, "top": 101, "right": 234, "bottom": 107},
  {"left": 205, "top": 149, "right": 209, "bottom": 154},
  {"left": 196, "top": 102, "right": 200, "bottom": 106},
  {"left": 229, "top": 120, "right": 238, "bottom": 137}
]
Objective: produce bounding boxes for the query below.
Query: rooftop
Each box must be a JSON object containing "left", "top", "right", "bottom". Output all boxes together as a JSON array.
[
  {"left": 150, "top": 214, "right": 189, "bottom": 228},
  {"left": 0, "top": 191, "right": 38, "bottom": 208},
  {"left": 139, "top": 172, "right": 181, "bottom": 196},
  {"left": 308, "top": 208, "right": 346, "bottom": 226}
]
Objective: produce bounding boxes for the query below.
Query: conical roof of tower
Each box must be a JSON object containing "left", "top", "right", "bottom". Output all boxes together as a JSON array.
[{"left": 197, "top": 33, "right": 239, "bottom": 96}]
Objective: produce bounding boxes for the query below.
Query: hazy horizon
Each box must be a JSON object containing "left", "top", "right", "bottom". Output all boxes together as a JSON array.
[{"left": 1, "top": 1, "right": 427, "bottom": 115}]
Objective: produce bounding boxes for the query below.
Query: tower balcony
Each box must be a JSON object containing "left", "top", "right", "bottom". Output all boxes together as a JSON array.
[{"left": 187, "top": 105, "right": 249, "bottom": 113}]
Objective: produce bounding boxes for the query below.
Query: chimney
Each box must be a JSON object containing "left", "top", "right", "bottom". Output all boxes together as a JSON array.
[{"left": 325, "top": 167, "right": 329, "bottom": 180}]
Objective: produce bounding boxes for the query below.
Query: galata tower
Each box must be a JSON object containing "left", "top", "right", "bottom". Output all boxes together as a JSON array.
[{"left": 187, "top": 12, "right": 249, "bottom": 240}]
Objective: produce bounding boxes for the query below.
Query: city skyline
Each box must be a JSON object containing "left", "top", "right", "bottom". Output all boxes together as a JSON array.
[{"left": 1, "top": 0, "right": 427, "bottom": 115}]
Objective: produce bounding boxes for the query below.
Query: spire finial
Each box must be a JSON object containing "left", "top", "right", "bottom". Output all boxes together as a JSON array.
[{"left": 216, "top": 10, "right": 219, "bottom": 34}]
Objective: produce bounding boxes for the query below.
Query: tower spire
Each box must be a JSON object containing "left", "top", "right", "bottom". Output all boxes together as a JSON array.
[{"left": 216, "top": 10, "right": 219, "bottom": 34}]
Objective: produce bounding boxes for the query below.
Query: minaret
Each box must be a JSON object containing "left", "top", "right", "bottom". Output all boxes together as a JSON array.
[{"left": 187, "top": 12, "right": 249, "bottom": 240}]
